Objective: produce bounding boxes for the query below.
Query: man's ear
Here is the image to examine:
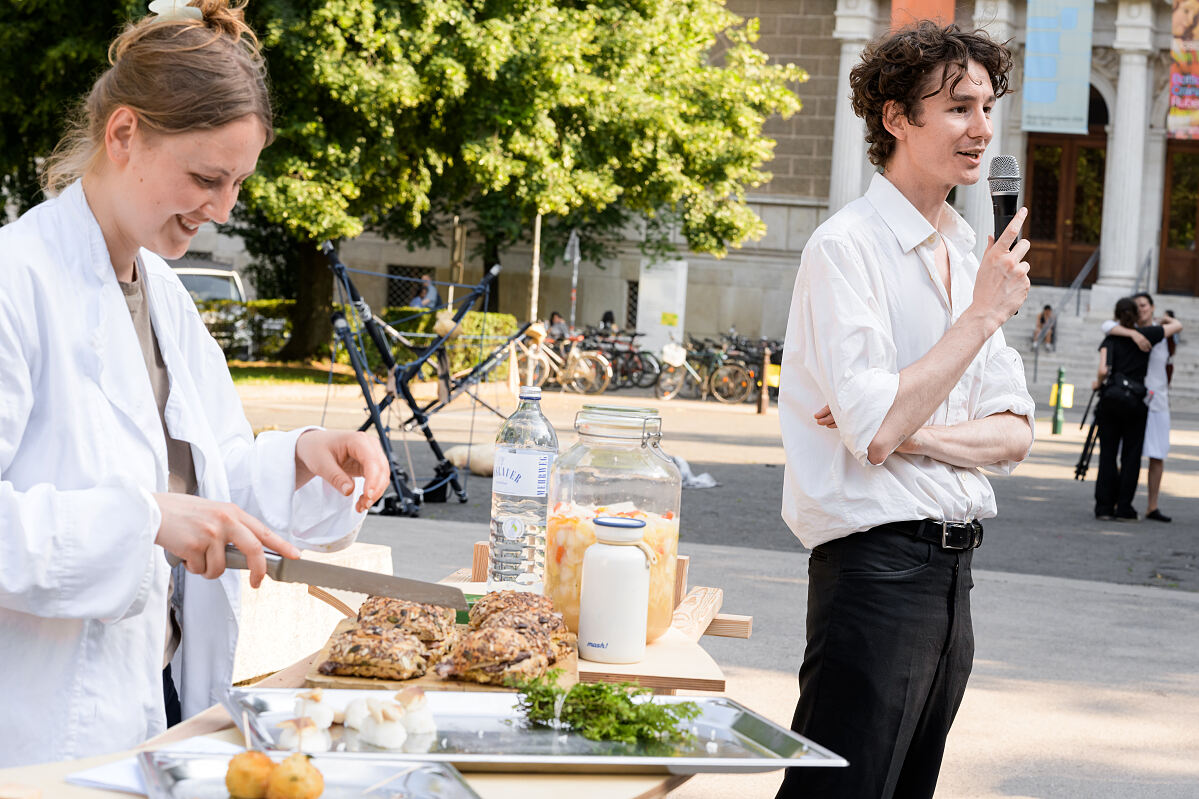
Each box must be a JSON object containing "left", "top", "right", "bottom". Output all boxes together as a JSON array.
[
  {"left": 882, "top": 99, "right": 907, "bottom": 141},
  {"left": 103, "top": 106, "right": 140, "bottom": 167}
]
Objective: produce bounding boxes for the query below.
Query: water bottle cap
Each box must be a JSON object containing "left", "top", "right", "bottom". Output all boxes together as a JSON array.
[
  {"left": 519, "top": 385, "right": 542, "bottom": 400},
  {"left": 593, "top": 516, "right": 647, "bottom": 543}
]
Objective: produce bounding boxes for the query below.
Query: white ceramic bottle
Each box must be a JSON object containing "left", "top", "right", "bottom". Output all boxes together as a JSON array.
[{"left": 577, "top": 517, "right": 657, "bottom": 664}]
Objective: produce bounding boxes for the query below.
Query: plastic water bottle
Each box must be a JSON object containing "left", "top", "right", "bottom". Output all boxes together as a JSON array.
[{"left": 488, "top": 386, "right": 558, "bottom": 592}]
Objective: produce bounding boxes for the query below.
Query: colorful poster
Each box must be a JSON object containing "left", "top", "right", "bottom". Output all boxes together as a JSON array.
[
  {"left": 1169, "top": 0, "right": 1199, "bottom": 138},
  {"left": 1021, "top": 0, "right": 1095, "bottom": 134}
]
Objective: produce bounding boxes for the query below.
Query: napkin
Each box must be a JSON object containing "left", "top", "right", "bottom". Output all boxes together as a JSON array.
[{"left": 66, "top": 736, "right": 241, "bottom": 795}]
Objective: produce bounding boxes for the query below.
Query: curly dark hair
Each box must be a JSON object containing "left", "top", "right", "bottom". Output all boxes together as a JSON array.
[{"left": 849, "top": 21, "right": 1013, "bottom": 168}]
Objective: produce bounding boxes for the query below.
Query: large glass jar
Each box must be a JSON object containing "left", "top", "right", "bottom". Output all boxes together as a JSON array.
[{"left": 545, "top": 405, "right": 682, "bottom": 643}]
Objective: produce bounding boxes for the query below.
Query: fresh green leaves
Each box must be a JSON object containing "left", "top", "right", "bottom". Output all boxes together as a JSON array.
[{"left": 511, "top": 669, "right": 702, "bottom": 746}]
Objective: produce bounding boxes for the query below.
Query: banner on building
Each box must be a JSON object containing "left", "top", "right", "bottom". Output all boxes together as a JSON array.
[
  {"left": 635, "top": 259, "right": 687, "bottom": 358},
  {"left": 1169, "top": 0, "right": 1199, "bottom": 138},
  {"left": 890, "top": 0, "right": 954, "bottom": 29},
  {"left": 1021, "top": 0, "right": 1094, "bottom": 134}
]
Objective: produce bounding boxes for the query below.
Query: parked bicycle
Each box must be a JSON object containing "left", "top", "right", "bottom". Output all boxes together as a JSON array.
[
  {"left": 654, "top": 335, "right": 752, "bottom": 403},
  {"left": 514, "top": 324, "right": 612, "bottom": 394},
  {"left": 583, "top": 327, "right": 661, "bottom": 389}
]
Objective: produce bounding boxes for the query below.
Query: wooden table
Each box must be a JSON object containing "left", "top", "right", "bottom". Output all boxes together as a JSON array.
[{"left": 0, "top": 553, "right": 752, "bottom": 798}]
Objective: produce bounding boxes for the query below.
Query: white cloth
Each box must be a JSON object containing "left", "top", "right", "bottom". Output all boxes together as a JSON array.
[
  {"left": 0, "top": 181, "right": 367, "bottom": 767},
  {"left": 779, "top": 173, "right": 1035, "bottom": 549},
  {"left": 1144, "top": 408, "right": 1170, "bottom": 460}
]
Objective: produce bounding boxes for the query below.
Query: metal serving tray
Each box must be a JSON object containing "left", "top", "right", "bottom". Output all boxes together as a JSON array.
[
  {"left": 224, "top": 687, "right": 847, "bottom": 774},
  {"left": 138, "top": 749, "right": 481, "bottom": 799}
]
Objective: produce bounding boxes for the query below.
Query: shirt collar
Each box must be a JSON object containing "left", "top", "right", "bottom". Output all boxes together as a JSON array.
[{"left": 864, "top": 172, "right": 977, "bottom": 254}]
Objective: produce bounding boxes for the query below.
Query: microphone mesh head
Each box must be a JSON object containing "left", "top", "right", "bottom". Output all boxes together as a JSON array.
[{"left": 988, "top": 155, "right": 1020, "bottom": 193}]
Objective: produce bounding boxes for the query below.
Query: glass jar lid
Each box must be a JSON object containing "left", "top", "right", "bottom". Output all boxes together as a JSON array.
[{"left": 575, "top": 405, "right": 662, "bottom": 441}]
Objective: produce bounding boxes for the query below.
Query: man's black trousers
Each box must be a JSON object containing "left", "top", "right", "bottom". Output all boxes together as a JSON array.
[
  {"left": 775, "top": 525, "right": 975, "bottom": 799},
  {"left": 1094, "top": 403, "right": 1148, "bottom": 515}
]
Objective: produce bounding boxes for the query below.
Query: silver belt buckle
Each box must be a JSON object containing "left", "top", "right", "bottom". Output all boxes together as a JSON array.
[{"left": 940, "top": 520, "right": 971, "bottom": 550}]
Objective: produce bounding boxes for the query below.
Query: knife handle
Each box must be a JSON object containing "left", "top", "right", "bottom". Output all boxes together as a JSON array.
[
  {"left": 224, "top": 545, "right": 286, "bottom": 580},
  {"left": 164, "top": 547, "right": 285, "bottom": 579}
]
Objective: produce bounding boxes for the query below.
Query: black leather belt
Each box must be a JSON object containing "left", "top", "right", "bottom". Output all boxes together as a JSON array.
[{"left": 883, "top": 519, "right": 984, "bottom": 551}]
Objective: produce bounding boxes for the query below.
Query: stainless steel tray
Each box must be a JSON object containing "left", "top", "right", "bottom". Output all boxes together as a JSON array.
[
  {"left": 138, "top": 749, "right": 481, "bottom": 798},
  {"left": 224, "top": 687, "right": 847, "bottom": 774}
]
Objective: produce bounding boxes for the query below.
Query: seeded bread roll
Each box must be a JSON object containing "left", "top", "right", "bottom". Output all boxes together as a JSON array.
[
  {"left": 435, "top": 627, "right": 551, "bottom": 684},
  {"left": 318, "top": 624, "right": 428, "bottom": 681},
  {"left": 477, "top": 609, "right": 576, "bottom": 662},
  {"left": 468, "top": 590, "right": 556, "bottom": 628},
  {"left": 357, "top": 596, "right": 457, "bottom": 643}
]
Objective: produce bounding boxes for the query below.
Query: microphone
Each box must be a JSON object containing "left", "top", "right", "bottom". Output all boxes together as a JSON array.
[{"left": 988, "top": 155, "right": 1021, "bottom": 251}]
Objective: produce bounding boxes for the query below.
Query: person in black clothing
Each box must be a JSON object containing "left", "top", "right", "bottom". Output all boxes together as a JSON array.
[{"left": 1091, "top": 297, "right": 1181, "bottom": 520}]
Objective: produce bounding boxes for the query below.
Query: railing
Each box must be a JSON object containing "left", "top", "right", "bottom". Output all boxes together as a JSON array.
[{"left": 1030, "top": 247, "right": 1103, "bottom": 382}]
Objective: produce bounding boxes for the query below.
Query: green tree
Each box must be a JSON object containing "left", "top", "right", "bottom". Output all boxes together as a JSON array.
[
  {"left": 0, "top": 1, "right": 803, "bottom": 360},
  {"left": 0, "top": 1, "right": 142, "bottom": 216},
  {"left": 238, "top": 0, "right": 803, "bottom": 358}
]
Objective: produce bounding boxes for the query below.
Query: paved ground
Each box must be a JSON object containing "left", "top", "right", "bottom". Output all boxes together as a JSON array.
[{"left": 240, "top": 381, "right": 1199, "bottom": 797}]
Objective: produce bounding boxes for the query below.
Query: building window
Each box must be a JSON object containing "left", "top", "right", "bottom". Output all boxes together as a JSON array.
[
  {"left": 626, "top": 280, "right": 639, "bottom": 331},
  {"left": 387, "top": 265, "right": 424, "bottom": 308}
]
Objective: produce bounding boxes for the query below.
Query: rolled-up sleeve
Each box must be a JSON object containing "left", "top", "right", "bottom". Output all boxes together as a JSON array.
[
  {"left": 797, "top": 236, "right": 900, "bottom": 466},
  {"left": 973, "top": 331, "right": 1036, "bottom": 474}
]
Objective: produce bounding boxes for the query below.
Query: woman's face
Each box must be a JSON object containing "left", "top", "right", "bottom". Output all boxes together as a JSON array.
[{"left": 121, "top": 115, "right": 266, "bottom": 259}]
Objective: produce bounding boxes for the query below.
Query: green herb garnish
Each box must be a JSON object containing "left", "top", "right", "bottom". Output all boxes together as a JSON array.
[{"left": 509, "top": 670, "right": 702, "bottom": 746}]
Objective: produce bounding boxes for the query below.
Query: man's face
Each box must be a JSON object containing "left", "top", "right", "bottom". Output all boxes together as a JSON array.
[
  {"left": 1135, "top": 296, "right": 1154, "bottom": 326},
  {"left": 892, "top": 60, "right": 995, "bottom": 190}
]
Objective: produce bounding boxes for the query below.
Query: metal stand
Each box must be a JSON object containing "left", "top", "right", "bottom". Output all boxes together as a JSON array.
[{"left": 323, "top": 241, "right": 502, "bottom": 516}]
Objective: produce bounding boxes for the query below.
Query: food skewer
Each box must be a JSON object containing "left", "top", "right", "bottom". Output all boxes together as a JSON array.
[{"left": 358, "top": 763, "right": 418, "bottom": 795}]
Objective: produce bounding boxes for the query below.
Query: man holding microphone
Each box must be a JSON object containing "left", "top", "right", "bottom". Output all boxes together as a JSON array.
[{"left": 776, "top": 21, "right": 1036, "bottom": 799}]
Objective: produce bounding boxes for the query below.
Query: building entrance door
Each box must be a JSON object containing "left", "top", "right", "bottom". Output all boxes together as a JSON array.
[
  {"left": 1025, "top": 133, "right": 1106, "bottom": 286},
  {"left": 1160, "top": 140, "right": 1199, "bottom": 296}
]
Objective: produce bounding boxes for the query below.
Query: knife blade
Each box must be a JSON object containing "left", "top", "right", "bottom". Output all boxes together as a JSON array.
[{"left": 224, "top": 546, "right": 468, "bottom": 611}]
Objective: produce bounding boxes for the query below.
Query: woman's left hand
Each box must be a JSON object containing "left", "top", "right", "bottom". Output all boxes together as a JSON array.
[{"left": 295, "top": 430, "right": 389, "bottom": 513}]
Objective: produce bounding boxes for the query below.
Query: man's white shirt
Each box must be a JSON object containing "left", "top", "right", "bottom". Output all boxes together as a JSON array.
[{"left": 780, "top": 173, "right": 1035, "bottom": 549}]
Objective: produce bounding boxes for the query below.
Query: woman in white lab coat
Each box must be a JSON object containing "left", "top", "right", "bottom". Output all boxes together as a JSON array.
[{"left": 0, "top": 0, "right": 388, "bottom": 766}]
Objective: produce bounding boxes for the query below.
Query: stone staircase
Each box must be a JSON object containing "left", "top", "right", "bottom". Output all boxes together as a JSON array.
[{"left": 1003, "top": 286, "right": 1199, "bottom": 415}]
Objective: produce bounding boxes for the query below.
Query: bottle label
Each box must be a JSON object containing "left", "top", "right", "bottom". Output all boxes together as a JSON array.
[
  {"left": 499, "top": 517, "right": 525, "bottom": 541},
  {"left": 493, "top": 448, "right": 555, "bottom": 498}
]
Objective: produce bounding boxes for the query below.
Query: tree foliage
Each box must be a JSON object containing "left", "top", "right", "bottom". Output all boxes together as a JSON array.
[{"left": 0, "top": 0, "right": 804, "bottom": 359}]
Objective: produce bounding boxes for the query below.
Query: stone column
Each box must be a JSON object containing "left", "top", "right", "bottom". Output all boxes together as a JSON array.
[
  {"left": 827, "top": 0, "right": 876, "bottom": 215},
  {"left": 960, "top": 0, "right": 1016, "bottom": 259},
  {"left": 1095, "top": 0, "right": 1153, "bottom": 307}
]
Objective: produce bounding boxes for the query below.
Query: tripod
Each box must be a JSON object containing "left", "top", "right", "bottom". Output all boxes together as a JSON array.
[
  {"left": 1074, "top": 389, "right": 1100, "bottom": 481},
  {"left": 324, "top": 241, "right": 501, "bottom": 516}
]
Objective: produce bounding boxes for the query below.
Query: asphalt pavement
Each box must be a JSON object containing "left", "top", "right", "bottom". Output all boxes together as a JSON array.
[{"left": 240, "top": 382, "right": 1199, "bottom": 797}]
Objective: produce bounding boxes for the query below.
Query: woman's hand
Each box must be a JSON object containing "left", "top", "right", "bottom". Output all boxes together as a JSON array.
[
  {"left": 294, "top": 430, "right": 389, "bottom": 513},
  {"left": 154, "top": 494, "right": 300, "bottom": 587}
]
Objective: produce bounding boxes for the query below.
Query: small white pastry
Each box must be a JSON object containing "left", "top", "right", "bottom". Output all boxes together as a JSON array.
[
  {"left": 394, "top": 687, "right": 437, "bottom": 735},
  {"left": 293, "top": 689, "right": 335, "bottom": 729},
  {"left": 342, "top": 697, "right": 372, "bottom": 731},
  {"left": 359, "top": 702, "right": 408, "bottom": 750},
  {"left": 275, "top": 717, "right": 332, "bottom": 752}
]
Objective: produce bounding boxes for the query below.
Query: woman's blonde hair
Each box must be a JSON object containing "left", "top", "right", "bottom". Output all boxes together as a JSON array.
[{"left": 40, "top": 0, "right": 273, "bottom": 194}]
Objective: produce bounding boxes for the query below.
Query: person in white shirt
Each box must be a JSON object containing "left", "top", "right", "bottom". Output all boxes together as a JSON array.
[
  {"left": 775, "top": 22, "right": 1035, "bottom": 799},
  {"left": 1099, "top": 292, "right": 1182, "bottom": 521},
  {"left": 0, "top": 1, "right": 388, "bottom": 767}
]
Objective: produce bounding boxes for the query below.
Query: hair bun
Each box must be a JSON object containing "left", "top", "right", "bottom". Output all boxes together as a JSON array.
[{"left": 194, "top": 0, "right": 257, "bottom": 42}]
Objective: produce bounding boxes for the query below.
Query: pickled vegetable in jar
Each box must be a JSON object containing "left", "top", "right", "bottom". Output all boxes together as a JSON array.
[{"left": 546, "top": 406, "right": 681, "bottom": 643}]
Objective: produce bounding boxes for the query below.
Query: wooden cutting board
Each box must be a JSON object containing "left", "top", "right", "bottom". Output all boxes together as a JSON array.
[{"left": 304, "top": 618, "right": 578, "bottom": 693}]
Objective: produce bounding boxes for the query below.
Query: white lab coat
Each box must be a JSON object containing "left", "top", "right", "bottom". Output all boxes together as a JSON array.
[{"left": 0, "top": 181, "right": 365, "bottom": 767}]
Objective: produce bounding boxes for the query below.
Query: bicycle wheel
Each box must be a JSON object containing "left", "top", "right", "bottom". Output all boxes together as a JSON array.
[
  {"left": 569, "top": 353, "right": 611, "bottom": 394},
  {"left": 655, "top": 364, "right": 684, "bottom": 400},
  {"left": 608, "top": 351, "right": 629, "bottom": 390},
  {"left": 514, "top": 351, "right": 550, "bottom": 387},
  {"left": 711, "top": 362, "right": 752, "bottom": 404},
  {"left": 617, "top": 351, "right": 639, "bottom": 388},
  {"left": 634, "top": 351, "right": 661, "bottom": 388}
]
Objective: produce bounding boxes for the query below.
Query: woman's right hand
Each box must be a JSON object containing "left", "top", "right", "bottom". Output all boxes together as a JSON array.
[{"left": 153, "top": 494, "right": 300, "bottom": 588}]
